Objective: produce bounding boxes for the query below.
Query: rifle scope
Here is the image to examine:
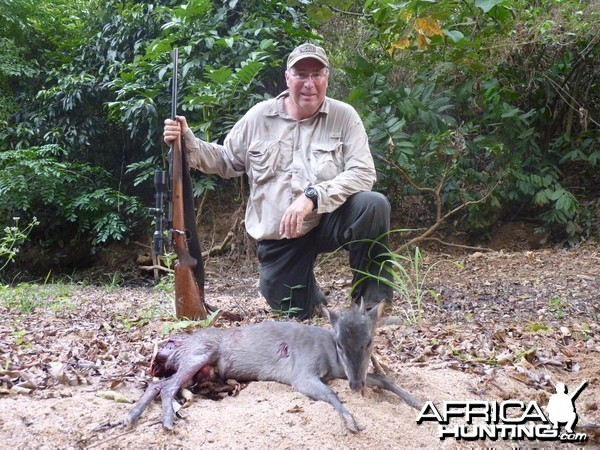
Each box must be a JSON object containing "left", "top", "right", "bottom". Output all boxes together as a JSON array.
[{"left": 152, "top": 169, "right": 168, "bottom": 256}]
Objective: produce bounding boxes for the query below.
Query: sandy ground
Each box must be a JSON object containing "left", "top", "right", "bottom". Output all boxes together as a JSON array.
[{"left": 1, "top": 244, "right": 599, "bottom": 449}]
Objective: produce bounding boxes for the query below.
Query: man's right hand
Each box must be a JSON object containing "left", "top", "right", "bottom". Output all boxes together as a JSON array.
[{"left": 163, "top": 116, "right": 189, "bottom": 145}]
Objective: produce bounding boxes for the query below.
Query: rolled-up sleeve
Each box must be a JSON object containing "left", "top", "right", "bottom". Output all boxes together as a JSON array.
[
  {"left": 314, "top": 106, "right": 376, "bottom": 214},
  {"left": 182, "top": 127, "right": 245, "bottom": 179}
]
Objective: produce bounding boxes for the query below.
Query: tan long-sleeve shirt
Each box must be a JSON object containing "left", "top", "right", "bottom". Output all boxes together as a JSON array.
[{"left": 182, "top": 90, "right": 376, "bottom": 241}]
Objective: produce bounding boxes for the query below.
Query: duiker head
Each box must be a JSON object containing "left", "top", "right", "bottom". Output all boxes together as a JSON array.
[{"left": 324, "top": 300, "right": 385, "bottom": 390}]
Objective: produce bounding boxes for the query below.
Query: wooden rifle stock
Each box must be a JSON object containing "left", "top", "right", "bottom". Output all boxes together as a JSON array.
[{"left": 169, "top": 48, "right": 208, "bottom": 320}]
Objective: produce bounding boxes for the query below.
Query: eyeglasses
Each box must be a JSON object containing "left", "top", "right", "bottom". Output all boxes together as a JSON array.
[{"left": 290, "top": 71, "right": 328, "bottom": 82}]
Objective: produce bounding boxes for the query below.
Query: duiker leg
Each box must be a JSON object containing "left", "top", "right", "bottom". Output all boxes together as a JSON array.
[
  {"left": 292, "top": 376, "right": 364, "bottom": 433},
  {"left": 128, "top": 354, "right": 215, "bottom": 430},
  {"left": 366, "top": 373, "right": 424, "bottom": 410},
  {"left": 127, "top": 379, "right": 168, "bottom": 426}
]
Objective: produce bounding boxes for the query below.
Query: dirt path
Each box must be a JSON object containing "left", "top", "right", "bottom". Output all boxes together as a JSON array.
[{"left": 1, "top": 244, "right": 599, "bottom": 449}]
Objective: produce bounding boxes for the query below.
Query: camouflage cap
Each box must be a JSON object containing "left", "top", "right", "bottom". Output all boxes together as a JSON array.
[{"left": 287, "top": 43, "right": 330, "bottom": 69}]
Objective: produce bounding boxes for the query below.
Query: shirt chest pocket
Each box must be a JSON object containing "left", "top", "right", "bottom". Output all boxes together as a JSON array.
[
  {"left": 310, "top": 142, "right": 343, "bottom": 181},
  {"left": 248, "top": 141, "right": 281, "bottom": 185}
]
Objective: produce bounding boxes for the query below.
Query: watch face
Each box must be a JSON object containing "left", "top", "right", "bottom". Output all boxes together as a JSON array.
[{"left": 305, "top": 187, "right": 317, "bottom": 198}]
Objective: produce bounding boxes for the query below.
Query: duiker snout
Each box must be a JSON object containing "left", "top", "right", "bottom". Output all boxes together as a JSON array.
[
  {"left": 349, "top": 378, "right": 366, "bottom": 390},
  {"left": 342, "top": 350, "right": 370, "bottom": 390}
]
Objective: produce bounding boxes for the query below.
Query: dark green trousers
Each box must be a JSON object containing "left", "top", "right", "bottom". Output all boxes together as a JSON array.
[{"left": 257, "top": 191, "right": 393, "bottom": 319}]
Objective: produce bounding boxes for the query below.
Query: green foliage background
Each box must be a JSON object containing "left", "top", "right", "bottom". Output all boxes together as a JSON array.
[{"left": 0, "top": 0, "right": 598, "bottom": 273}]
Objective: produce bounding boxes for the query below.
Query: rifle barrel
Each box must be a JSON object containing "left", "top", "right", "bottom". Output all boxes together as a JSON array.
[
  {"left": 171, "top": 48, "right": 178, "bottom": 121},
  {"left": 569, "top": 380, "right": 588, "bottom": 400}
]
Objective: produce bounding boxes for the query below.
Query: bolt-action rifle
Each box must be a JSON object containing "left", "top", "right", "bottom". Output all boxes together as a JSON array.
[{"left": 152, "top": 48, "right": 208, "bottom": 320}]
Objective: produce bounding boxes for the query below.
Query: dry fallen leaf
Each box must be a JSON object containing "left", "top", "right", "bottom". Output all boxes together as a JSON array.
[
  {"left": 505, "top": 368, "right": 532, "bottom": 386},
  {"left": 496, "top": 352, "right": 514, "bottom": 366},
  {"left": 95, "top": 390, "right": 133, "bottom": 404},
  {"left": 0, "top": 388, "right": 16, "bottom": 396},
  {"left": 48, "top": 362, "right": 71, "bottom": 385},
  {"left": 180, "top": 387, "right": 194, "bottom": 408},
  {"left": 10, "top": 386, "right": 33, "bottom": 395}
]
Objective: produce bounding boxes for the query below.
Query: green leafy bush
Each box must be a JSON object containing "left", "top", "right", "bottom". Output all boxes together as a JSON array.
[
  {"left": 0, "top": 145, "right": 145, "bottom": 265},
  {"left": 107, "top": 0, "right": 316, "bottom": 184},
  {"left": 331, "top": 0, "right": 599, "bottom": 245}
]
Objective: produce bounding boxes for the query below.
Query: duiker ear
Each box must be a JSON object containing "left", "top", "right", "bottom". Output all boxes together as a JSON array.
[
  {"left": 367, "top": 300, "right": 386, "bottom": 324},
  {"left": 322, "top": 306, "right": 339, "bottom": 325}
]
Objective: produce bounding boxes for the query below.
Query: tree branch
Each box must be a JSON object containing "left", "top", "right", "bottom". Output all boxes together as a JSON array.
[{"left": 375, "top": 154, "right": 436, "bottom": 195}]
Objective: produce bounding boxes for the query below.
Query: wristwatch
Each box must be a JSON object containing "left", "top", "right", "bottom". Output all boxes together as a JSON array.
[{"left": 304, "top": 186, "right": 318, "bottom": 210}]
